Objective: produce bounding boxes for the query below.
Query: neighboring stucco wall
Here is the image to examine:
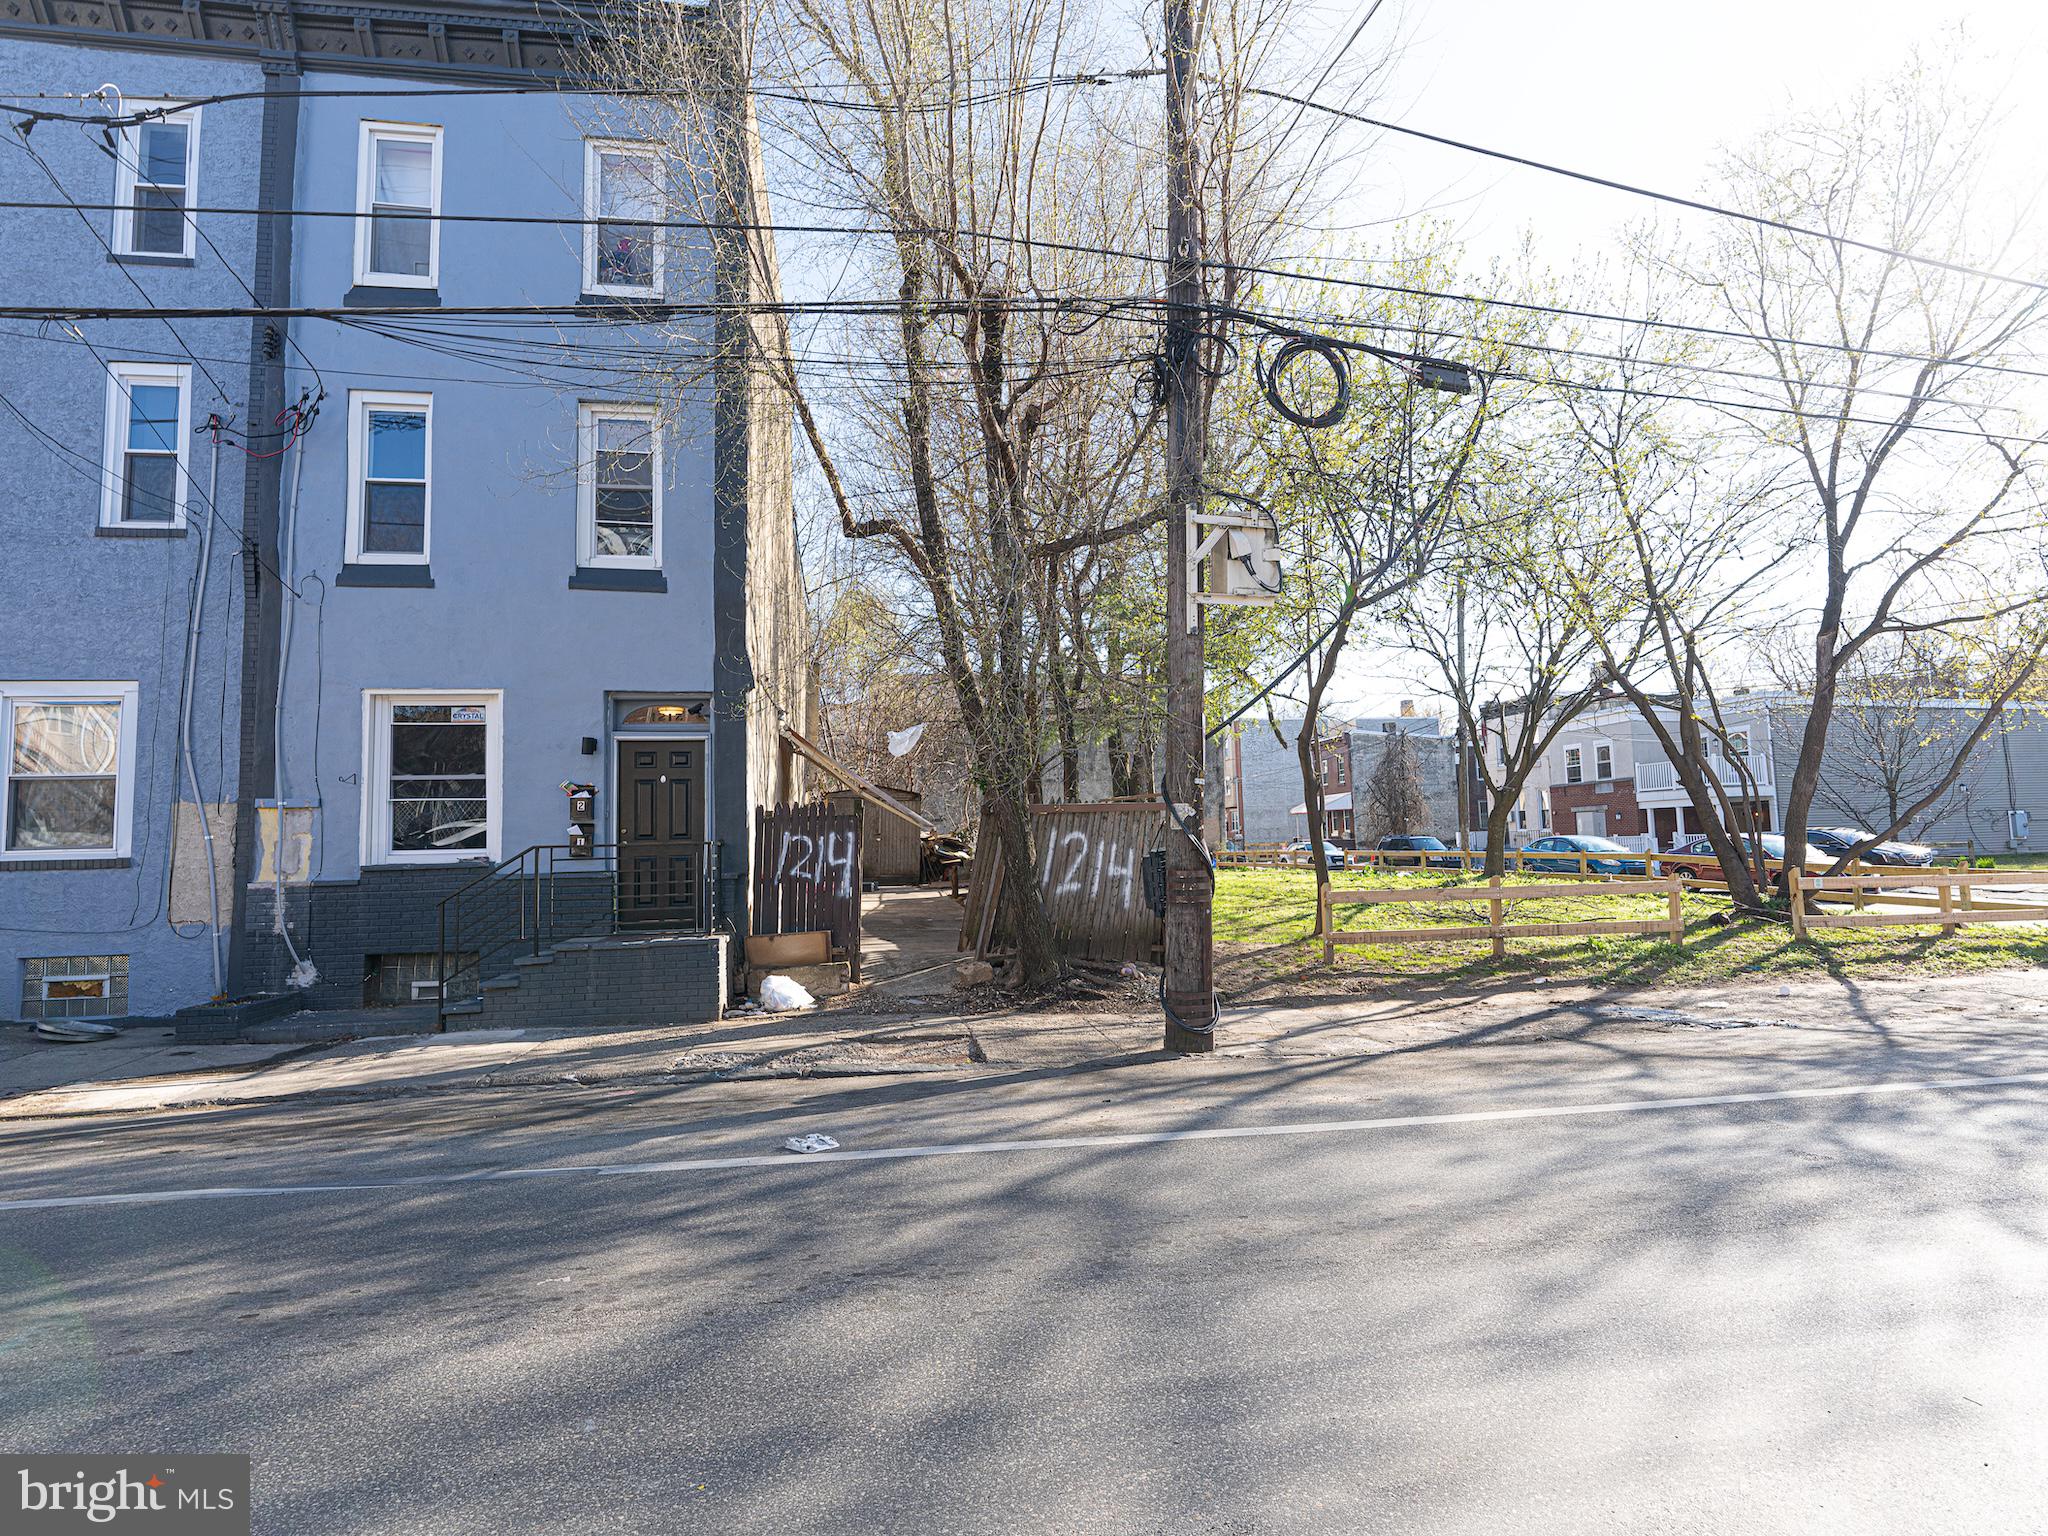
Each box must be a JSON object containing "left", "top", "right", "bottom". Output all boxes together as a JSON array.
[
  {"left": 0, "top": 39, "right": 264, "bottom": 1017},
  {"left": 1772, "top": 701, "right": 2048, "bottom": 852}
]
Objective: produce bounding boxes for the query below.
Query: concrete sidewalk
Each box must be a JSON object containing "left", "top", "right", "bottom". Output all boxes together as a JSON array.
[
  {"left": 0, "top": 1013, "right": 978, "bottom": 1119},
  {"left": 7, "top": 965, "right": 2046, "bottom": 1120}
]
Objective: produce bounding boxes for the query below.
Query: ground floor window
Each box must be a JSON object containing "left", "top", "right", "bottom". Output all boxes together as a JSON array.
[
  {"left": 21, "top": 955, "right": 129, "bottom": 1020},
  {"left": 365, "top": 693, "right": 500, "bottom": 863},
  {"left": 1, "top": 684, "right": 138, "bottom": 860}
]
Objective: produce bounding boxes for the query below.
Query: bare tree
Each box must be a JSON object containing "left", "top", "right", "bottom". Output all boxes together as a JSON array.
[
  {"left": 588, "top": 0, "right": 1386, "bottom": 986},
  {"left": 1358, "top": 730, "right": 1429, "bottom": 844},
  {"left": 1659, "top": 50, "right": 2048, "bottom": 876}
]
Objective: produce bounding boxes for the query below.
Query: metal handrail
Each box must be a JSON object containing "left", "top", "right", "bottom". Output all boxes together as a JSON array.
[{"left": 437, "top": 841, "right": 720, "bottom": 1026}]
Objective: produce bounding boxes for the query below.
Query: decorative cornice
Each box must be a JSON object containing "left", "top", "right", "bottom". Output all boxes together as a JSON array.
[{"left": 0, "top": 0, "right": 656, "bottom": 82}]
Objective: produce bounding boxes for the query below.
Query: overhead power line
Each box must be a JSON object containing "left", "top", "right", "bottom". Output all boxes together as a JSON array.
[
  {"left": 1242, "top": 83, "right": 2048, "bottom": 298},
  {"left": 0, "top": 70, "right": 1163, "bottom": 128}
]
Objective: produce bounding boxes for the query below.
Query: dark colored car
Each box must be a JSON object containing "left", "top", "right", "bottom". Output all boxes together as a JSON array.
[
  {"left": 1376, "top": 834, "right": 1459, "bottom": 869},
  {"left": 1518, "top": 834, "right": 1647, "bottom": 876},
  {"left": 1805, "top": 826, "right": 1939, "bottom": 867}
]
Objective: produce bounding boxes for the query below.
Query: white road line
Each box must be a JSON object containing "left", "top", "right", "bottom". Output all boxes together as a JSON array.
[{"left": 5, "top": 1069, "right": 2046, "bottom": 1213}]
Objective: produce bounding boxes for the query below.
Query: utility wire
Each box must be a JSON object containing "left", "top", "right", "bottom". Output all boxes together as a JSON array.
[
  {"left": 0, "top": 70, "right": 1163, "bottom": 127},
  {"left": 1241, "top": 83, "right": 2048, "bottom": 298}
]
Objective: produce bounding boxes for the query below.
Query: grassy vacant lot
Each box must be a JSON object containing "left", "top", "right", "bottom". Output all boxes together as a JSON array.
[{"left": 1211, "top": 867, "right": 2048, "bottom": 997}]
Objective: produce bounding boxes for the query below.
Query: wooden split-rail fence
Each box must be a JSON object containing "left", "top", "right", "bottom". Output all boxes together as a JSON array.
[
  {"left": 1321, "top": 874, "right": 1687, "bottom": 962},
  {"left": 1787, "top": 867, "right": 2048, "bottom": 938}
]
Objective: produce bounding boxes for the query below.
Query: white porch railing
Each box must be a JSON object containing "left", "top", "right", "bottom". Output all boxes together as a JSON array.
[{"left": 1634, "top": 756, "right": 1773, "bottom": 794}]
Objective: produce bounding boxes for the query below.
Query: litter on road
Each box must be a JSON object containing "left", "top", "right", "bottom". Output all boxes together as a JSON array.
[{"left": 782, "top": 1134, "right": 841, "bottom": 1154}]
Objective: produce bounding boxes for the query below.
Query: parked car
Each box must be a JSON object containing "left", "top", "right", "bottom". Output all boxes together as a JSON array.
[
  {"left": 1804, "top": 826, "right": 1940, "bottom": 866},
  {"left": 1284, "top": 839, "right": 1350, "bottom": 869},
  {"left": 1517, "top": 834, "right": 1647, "bottom": 875},
  {"left": 1376, "top": 834, "right": 1459, "bottom": 869},
  {"left": 1660, "top": 833, "right": 1830, "bottom": 885}
]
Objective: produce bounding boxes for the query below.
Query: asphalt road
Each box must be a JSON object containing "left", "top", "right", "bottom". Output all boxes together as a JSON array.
[{"left": 4, "top": 1016, "right": 2048, "bottom": 1534}]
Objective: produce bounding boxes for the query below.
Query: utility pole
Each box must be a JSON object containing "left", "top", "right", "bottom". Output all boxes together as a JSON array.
[{"left": 1161, "top": 0, "right": 1215, "bottom": 1053}]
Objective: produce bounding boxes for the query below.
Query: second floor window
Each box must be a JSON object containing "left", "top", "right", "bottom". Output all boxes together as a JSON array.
[
  {"left": 1595, "top": 744, "right": 1613, "bottom": 779},
  {"left": 1564, "top": 746, "right": 1583, "bottom": 784},
  {"left": 347, "top": 392, "right": 431, "bottom": 563},
  {"left": 1727, "top": 729, "right": 1750, "bottom": 759},
  {"left": 356, "top": 122, "right": 441, "bottom": 286},
  {"left": 102, "top": 362, "right": 189, "bottom": 527},
  {"left": 578, "top": 405, "right": 661, "bottom": 567},
  {"left": 114, "top": 104, "right": 199, "bottom": 257},
  {"left": 585, "top": 142, "right": 662, "bottom": 295}
]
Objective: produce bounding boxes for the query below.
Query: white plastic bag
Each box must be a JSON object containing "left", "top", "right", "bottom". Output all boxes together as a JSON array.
[
  {"left": 782, "top": 1134, "right": 840, "bottom": 1154},
  {"left": 757, "top": 974, "right": 816, "bottom": 1011}
]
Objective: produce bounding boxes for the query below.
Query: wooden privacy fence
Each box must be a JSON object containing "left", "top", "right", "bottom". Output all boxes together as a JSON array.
[
  {"left": 753, "top": 800, "right": 864, "bottom": 979},
  {"left": 1322, "top": 875, "right": 1686, "bottom": 962},
  {"left": 1788, "top": 867, "right": 2048, "bottom": 937},
  {"left": 960, "top": 802, "right": 1167, "bottom": 965}
]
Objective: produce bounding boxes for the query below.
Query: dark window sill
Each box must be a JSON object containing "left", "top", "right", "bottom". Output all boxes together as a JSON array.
[
  {"left": 0, "top": 857, "right": 131, "bottom": 872},
  {"left": 570, "top": 566, "right": 667, "bottom": 592},
  {"left": 577, "top": 291, "right": 663, "bottom": 310},
  {"left": 336, "top": 564, "right": 434, "bottom": 587},
  {"left": 109, "top": 252, "right": 194, "bottom": 267},
  {"left": 96, "top": 523, "right": 187, "bottom": 538},
  {"left": 345, "top": 285, "right": 441, "bottom": 308}
]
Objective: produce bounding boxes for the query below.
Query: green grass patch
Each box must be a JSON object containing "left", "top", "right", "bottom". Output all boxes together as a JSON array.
[{"left": 1211, "top": 866, "right": 2048, "bottom": 994}]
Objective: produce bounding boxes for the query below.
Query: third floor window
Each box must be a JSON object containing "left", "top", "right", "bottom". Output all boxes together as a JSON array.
[
  {"left": 356, "top": 122, "right": 442, "bottom": 287},
  {"left": 585, "top": 141, "right": 662, "bottom": 296},
  {"left": 114, "top": 103, "right": 199, "bottom": 258}
]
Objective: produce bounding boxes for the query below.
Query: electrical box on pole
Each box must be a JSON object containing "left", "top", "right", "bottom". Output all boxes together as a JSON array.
[{"left": 1192, "top": 511, "right": 1285, "bottom": 608}]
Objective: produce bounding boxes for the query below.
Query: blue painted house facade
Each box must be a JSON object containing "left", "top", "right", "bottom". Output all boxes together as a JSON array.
[{"left": 0, "top": 0, "right": 810, "bottom": 1028}]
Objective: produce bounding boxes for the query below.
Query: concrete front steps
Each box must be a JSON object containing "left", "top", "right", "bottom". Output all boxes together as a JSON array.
[{"left": 441, "top": 931, "right": 730, "bottom": 1031}]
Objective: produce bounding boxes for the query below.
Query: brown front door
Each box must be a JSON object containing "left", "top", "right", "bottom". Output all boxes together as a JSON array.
[{"left": 616, "top": 739, "right": 706, "bottom": 928}]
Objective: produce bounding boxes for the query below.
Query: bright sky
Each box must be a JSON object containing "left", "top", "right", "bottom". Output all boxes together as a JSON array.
[{"left": 1318, "top": 0, "right": 2048, "bottom": 720}]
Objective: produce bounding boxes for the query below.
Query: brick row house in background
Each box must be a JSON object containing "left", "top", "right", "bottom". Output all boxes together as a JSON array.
[
  {"left": 1489, "top": 692, "right": 2048, "bottom": 854},
  {"left": 0, "top": 0, "right": 811, "bottom": 1030}
]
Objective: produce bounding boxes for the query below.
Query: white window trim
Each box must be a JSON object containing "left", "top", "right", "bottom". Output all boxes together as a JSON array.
[
  {"left": 582, "top": 140, "right": 664, "bottom": 298},
  {"left": 360, "top": 690, "right": 502, "bottom": 867},
  {"left": 101, "top": 362, "right": 192, "bottom": 529},
  {"left": 112, "top": 100, "right": 201, "bottom": 258},
  {"left": 1726, "top": 728, "right": 1751, "bottom": 758},
  {"left": 0, "top": 682, "right": 140, "bottom": 862},
  {"left": 577, "top": 402, "right": 663, "bottom": 569},
  {"left": 1594, "top": 743, "right": 1615, "bottom": 780},
  {"left": 353, "top": 120, "right": 443, "bottom": 288},
  {"left": 345, "top": 390, "right": 433, "bottom": 565},
  {"left": 1563, "top": 746, "right": 1583, "bottom": 784}
]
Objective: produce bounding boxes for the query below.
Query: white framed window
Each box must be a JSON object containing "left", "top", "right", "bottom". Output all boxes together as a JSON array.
[
  {"left": 101, "top": 362, "right": 191, "bottom": 528},
  {"left": 1, "top": 683, "right": 139, "bottom": 862},
  {"left": 354, "top": 121, "right": 442, "bottom": 286},
  {"left": 1727, "top": 728, "right": 1750, "bottom": 759},
  {"left": 362, "top": 691, "right": 501, "bottom": 865},
  {"left": 577, "top": 404, "right": 661, "bottom": 568},
  {"left": 583, "top": 140, "right": 662, "bottom": 296},
  {"left": 1594, "top": 743, "right": 1613, "bottom": 780},
  {"left": 1563, "top": 746, "right": 1583, "bottom": 784},
  {"left": 346, "top": 391, "right": 432, "bottom": 564},
  {"left": 113, "top": 102, "right": 200, "bottom": 257}
]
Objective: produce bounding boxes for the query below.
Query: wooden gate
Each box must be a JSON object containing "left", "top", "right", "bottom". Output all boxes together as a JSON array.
[
  {"left": 961, "top": 802, "right": 1166, "bottom": 965},
  {"left": 753, "top": 801, "right": 864, "bottom": 979}
]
